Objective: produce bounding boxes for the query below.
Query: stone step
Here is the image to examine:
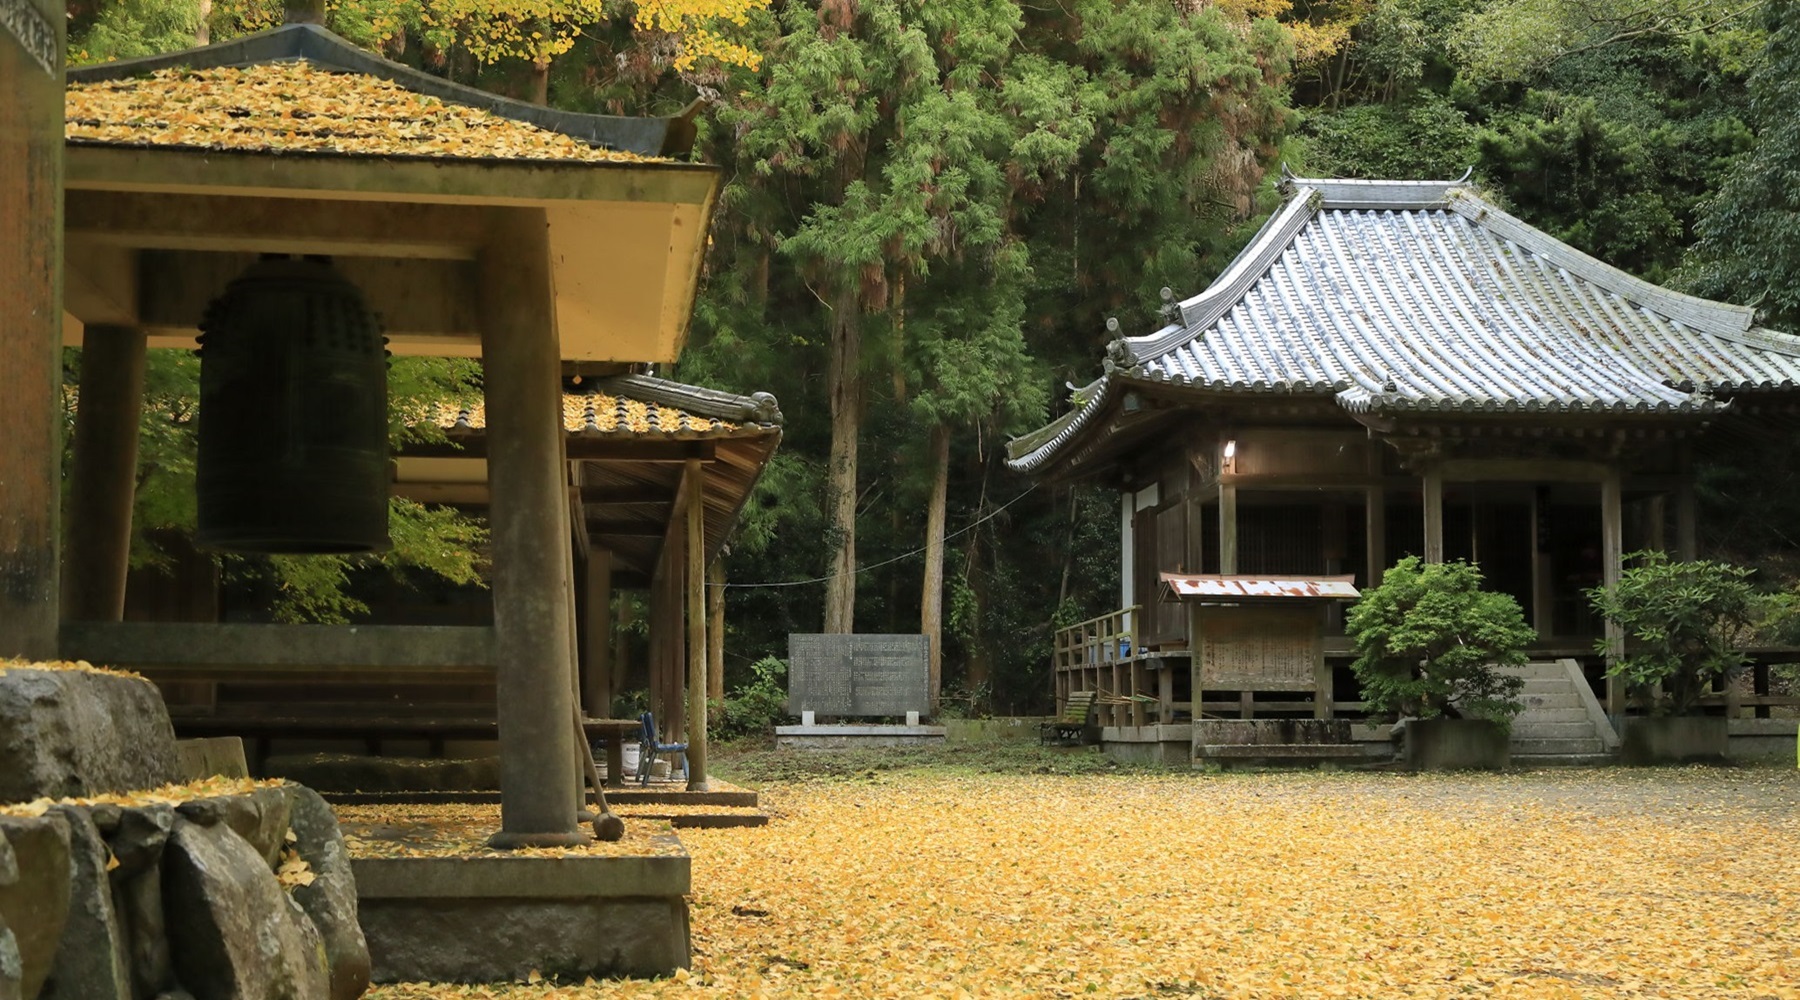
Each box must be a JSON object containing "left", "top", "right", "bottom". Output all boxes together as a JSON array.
[
  {"left": 1512, "top": 721, "right": 1604, "bottom": 740},
  {"left": 1520, "top": 678, "right": 1579, "bottom": 693},
  {"left": 1513, "top": 707, "right": 1591, "bottom": 724},
  {"left": 1513, "top": 737, "right": 1607, "bottom": 755},
  {"left": 1520, "top": 695, "right": 1585, "bottom": 712},
  {"left": 1512, "top": 753, "right": 1617, "bottom": 767},
  {"left": 1501, "top": 663, "right": 1574, "bottom": 680}
]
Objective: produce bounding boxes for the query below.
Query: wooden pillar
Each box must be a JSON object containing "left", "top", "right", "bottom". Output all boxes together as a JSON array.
[
  {"left": 685, "top": 460, "right": 710, "bottom": 790},
  {"left": 1675, "top": 483, "right": 1697, "bottom": 562},
  {"left": 478, "top": 209, "right": 581, "bottom": 847},
  {"left": 707, "top": 560, "right": 725, "bottom": 702},
  {"left": 1601, "top": 470, "right": 1625, "bottom": 714},
  {"left": 1422, "top": 469, "right": 1445, "bottom": 564},
  {"left": 1364, "top": 486, "right": 1386, "bottom": 587},
  {"left": 1646, "top": 495, "right": 1667, "bottom": 554},
  {"left": 63, "top": 326, "right": 146, "bottom": 622},
  {"left": 583, "top": 547, "right": 613, "bottom": 718},
  {"left": 1217, "top": 484, "right": 1238, "bottom": 575},
  {"left": 1530, "top": 487, "right": 1551, "bottom": 634},
  {"left": 0, "top": 2, "right": 65, "bottom": 659},
  {"left": 614, "top": 589, "right": 634, "bottom": 695}
]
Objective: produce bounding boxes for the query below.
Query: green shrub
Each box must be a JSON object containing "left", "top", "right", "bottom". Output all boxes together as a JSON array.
[
  {"left": 710, "top": 655, "right": 792, "bottom": 740},
  {"left": 1587, "top": 552, "right": 1763, "bottom": 715},
  {"left": 1346, "top": 557, "right": 1532, "bottom": 723}
]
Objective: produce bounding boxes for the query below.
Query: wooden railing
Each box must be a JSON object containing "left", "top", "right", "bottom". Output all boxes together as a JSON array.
[
  {"left": 1053, "top": 607, "right": 1137, "bottom": 675},
  {"left": 1052, "top": 607, "right": 1149, "bottom": 728}
]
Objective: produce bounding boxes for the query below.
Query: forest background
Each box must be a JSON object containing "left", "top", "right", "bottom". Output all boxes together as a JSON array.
[{"left": 67, "top": 0, "right": 1800, "bottom": 718}]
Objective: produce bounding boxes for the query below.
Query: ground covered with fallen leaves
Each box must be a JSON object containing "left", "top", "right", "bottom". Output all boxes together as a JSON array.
[{"left": 369, "top": 763, "right": 1800, "bottom": 999}]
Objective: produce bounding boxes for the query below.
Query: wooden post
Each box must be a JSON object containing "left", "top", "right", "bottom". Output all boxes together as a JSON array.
[
  {"left": 1646, "top": 495, "right": 1667, "bottom": 554},
  {"left": 1675, "top": 484, "right": 1697, "bottom": 562},
  {"left": 1530, "top": 487, "right": 1551, "bottom": 635},
  {"left": 63, "top": 326, "right": 147, "bottom": 622},
  {"left": 1601, "top": 471, "right": 1625, "bottom": 715},
  {"left": 685, "top": 459, "right": 710, "bottom": 790},
  {"left": 1422, "top": 469, "right": 1445, "bottom": 564},
  {"left": 707, "top": 560, "right": 725, "bottom": 702},
  {"left": 1217, "top": 484, "right": 1238, "bottom": 575},
  {"left": 478, "top": 209, "right": 582, "bottom": 848},
  {"left": 0, "top": 0, "right": 64, "bottom": 659},
  {"left": 583, "top": 547, "right": 613, "bottom": 718},
  {"left": 1365, "top": 486, "right": 1386, "bottom": 587}
]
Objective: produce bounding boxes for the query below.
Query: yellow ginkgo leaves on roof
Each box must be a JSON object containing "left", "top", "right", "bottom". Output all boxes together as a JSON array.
[{"left": 65, "top": 62, "right": 669, "bottom": 165}]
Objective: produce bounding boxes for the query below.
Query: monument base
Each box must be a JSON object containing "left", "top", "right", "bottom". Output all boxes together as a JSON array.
[{"left": 774, "top": 724, "right": 947, "bottom": 750}]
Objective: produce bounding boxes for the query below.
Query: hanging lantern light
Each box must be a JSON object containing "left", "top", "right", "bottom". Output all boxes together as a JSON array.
[{"left": 195, "top": 255, "right": 391, "bottom": 554}]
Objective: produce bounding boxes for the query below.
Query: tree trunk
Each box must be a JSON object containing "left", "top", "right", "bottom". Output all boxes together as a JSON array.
[
  {"left": 823, "top": 288, "right": 862, "bottom": 634},
  {"left": 196, "top": 0, "right": 211, "bottom": 44},
  {"left": 529, "top": 59, "right": 550, "bottom": 106},
  {"left": 920, "top": 425, "right": 950, "bottom": 715}
]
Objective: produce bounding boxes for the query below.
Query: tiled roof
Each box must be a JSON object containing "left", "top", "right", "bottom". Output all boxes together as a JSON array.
[
  {"left": 1009, "top": 176, "right": 1800, "bottom": 474},
  {"left": 424, "top": 374, "right": 781, "bottom": 439},
  {"left": 66, "top": 62, "right": 666, "bottom": 164}
]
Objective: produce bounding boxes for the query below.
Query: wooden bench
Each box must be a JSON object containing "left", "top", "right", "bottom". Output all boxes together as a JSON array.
[{"left": 1041, "top": 690, "right": 1099, "bottom": 746}]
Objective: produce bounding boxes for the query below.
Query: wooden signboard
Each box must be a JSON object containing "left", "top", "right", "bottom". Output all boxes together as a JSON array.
[
  {"left": 1195, "top": 606, "right": 1321, "bottom": 691},
  {"left": 0, "top": 0, "right": 63, "bottom": 658}
]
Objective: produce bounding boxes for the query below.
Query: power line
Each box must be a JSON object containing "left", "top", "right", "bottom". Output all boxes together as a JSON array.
[{"left": 712, "top": 483, "right": 1042, "bottom": 590}]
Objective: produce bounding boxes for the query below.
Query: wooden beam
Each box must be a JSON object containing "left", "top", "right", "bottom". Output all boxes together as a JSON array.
[
  {"left": 584, "top": 547, "right": 613, "bottom": 719},
  {"left": 1422, "top": 469, "right": 1445, "bottom": 565},
  {"left": 138, "top": 250, "right": 480, "bottom": 348},
  {"left": 580, "top": 484, "right": 673, "bottom": 505},
  {"left": 60, "top": 622, "right": 495, "bottom": 667},
  {"left": 685, "top": 458, "right": 710, "bottom": 790},
  {"left": 1365, "top": 486, "right": 1386, "bottom": 588},
  {"left": 66, "top": 191, "right": 494, "bottom": 259},
  {"left": 1, "top": 2, "right": 65, "bottom": 659},
  {"left": 588, "top": 520, "right": 668, "bottom": 537},
  {"left": 1434, "top": 458, "right": 1611, "bottom": 483},
  {"left": 61, "top": 239, "right": 138, "bottom": 327},
  {"left": 392, "top": 482, "right": 490, "bottom": 506}
]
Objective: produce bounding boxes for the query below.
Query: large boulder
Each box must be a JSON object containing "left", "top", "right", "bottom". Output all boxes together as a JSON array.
[
  {"left": 0, "top": 668, "right": 181, "bottom": 802},
  {"left": 109, "top": 805, "right": 177, "bottom": 1000},
  {"left": 177, "top": 786, "right": 291, "bottom": 869},
  {"left": 40, "top": 808, "right": 129, "bottom": 1000},
  {"left": 163, "top": 820, "right": 329, "bottom": 1000},
  {"left": 282, "top": 787, "right": 369, "bottom": 1000},
  {"left": 0, "top": 814, "right": 72, "bottom": 1000}
]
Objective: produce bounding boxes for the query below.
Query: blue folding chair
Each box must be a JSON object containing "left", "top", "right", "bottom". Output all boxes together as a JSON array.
[{"left": 638, "top": 711, "right": 688, "bottom": 785}]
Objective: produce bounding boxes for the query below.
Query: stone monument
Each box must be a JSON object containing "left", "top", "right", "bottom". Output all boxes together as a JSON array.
[{"left": 777, "top": 635, "right": 945, "bottom": 749}]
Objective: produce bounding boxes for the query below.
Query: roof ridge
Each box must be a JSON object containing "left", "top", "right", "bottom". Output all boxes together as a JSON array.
[
  {"left": 596, "top": 373, "right": 783, "bottom": 426},
  {"left": 65, "top": 24, "right": 687, "bottom": 158}
]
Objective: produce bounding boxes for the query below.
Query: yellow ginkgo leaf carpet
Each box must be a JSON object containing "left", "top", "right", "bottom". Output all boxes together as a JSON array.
[{"left": 369, "top": 767, "right": 1800, "bottom": 1000}]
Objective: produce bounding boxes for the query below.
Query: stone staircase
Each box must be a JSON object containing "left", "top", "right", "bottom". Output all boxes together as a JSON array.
[{"left": 1500, "top": 659, "right": 1618, "bottom": 765}]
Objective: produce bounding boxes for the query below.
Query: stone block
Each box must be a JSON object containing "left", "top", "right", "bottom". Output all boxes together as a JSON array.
[
  {"left": 177, "top": 786, "right": 291, "bottom": 869},
  {"left": 361, "top": 897, "right": 689, "bottom": 983},
  {"left": 1622, "top": 716, "right": 1729, "bottom": 765},
  {"left": 0, "top": 814, "right": 72, "bottom": 1000},
  {"left": 176, "top": 739, "right": 249, "bottom": 782},
  {"left": 283, "top": 786, "right": 370, "bottom": 1000},
  {"left": 264, "top": 754, "right": 500, "bottom": 793},
  {"left": 1402, "top": 718, "right": 1510, "bottom": 771},
  {"left": 40, "top": 808, "right": 130, "bottom": 1000},
  {"left": 163, "top": 819, "right": 330, "bottom": 1000},
  {"left": 0, "top": 668, "right": 181, "bottom": 803}
]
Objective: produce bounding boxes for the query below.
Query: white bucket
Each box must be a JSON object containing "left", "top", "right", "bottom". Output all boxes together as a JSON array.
[{"left": 621, "top": 744, "right": 641, "bottom": 777}]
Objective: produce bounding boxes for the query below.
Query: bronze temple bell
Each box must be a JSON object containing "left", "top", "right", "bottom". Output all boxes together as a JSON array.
[{"left": 196, "top": 255, "right": 391, "bottom": 554}]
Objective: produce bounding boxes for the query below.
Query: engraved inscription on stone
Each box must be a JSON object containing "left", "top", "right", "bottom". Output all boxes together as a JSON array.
[
  {"left": 788, "top": 634, "right": 930, "bottom": 716},
  {"left": 1, "top": 0, "right": 57, "bottom": 76},
  {"left": 1198, "top": 608, "right": 1318, "bottom": 690}
]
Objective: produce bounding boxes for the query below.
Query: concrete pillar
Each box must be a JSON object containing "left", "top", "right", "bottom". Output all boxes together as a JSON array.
[
  {"left": 63, "top": 326, "right": 147, "bottom": 622},
  {"left": 478, "top": 209, "right": 582, "bottom": 848},
  {"left": 1422, "top": 469, "right": 1445, "bottom": 564},
  {"left": 684, "top": 460, "right": 710, "bottom": 790},
  {"left": 1601, "top": 470, "right": 1625, "bottom": 715},
  {"left": 0, "top": 2, "right": 65, "bottom": 659}
]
